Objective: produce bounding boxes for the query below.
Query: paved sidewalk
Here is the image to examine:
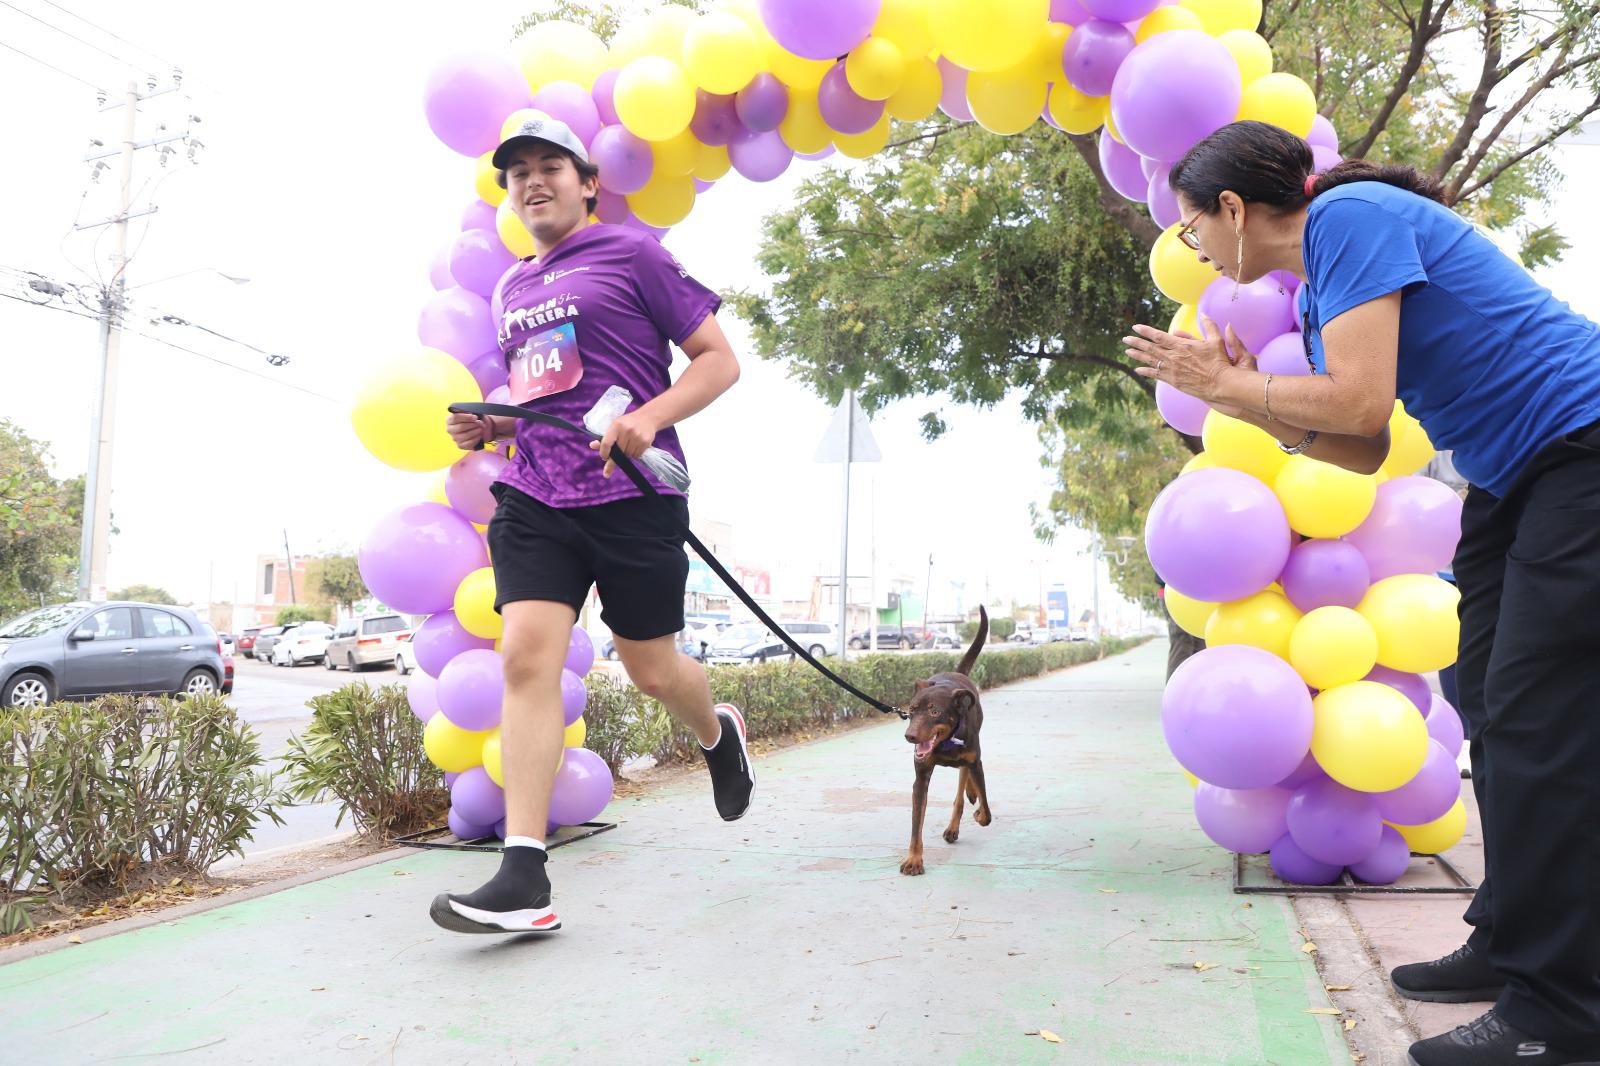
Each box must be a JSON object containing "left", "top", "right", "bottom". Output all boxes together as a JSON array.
[{"left": 3, "top": 643, "right": 1359, "bottom": 1065}]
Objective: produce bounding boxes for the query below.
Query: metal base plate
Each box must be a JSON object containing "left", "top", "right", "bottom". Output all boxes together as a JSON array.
[
  {"left": 1234, "top": 850, "right": 1477, "bottom": 895},
  {"left": 393, "top": 821, "right": 617, "bottom": 854}
]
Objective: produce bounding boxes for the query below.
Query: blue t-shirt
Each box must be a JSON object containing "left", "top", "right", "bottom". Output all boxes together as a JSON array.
[{"left": 1298, "top": 182, "right": 1600, "bottom": 496}]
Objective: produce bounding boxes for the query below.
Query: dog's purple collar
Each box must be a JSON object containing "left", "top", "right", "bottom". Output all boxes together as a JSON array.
[{"left": 935, "top": 737, "right": 966, "bottom": 755}]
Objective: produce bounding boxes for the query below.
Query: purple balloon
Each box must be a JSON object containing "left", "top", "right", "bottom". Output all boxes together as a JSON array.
[
  {"left": 407, "top": 672, "right": 439, "bottom": 723},
  {"left": 461, "top": 199, "right": 497, "bottom": 232},
  {"left": 694, "top": 178, "right": 718, "bottom": 193},
  {"left": 590, "top": 125, "right": 655, "bottom": 196},
  {"left": 1344, "top": 477, "right": 1464, "bottom": 582},
  {"left": 465, "top": 349, "right": 508, "bottom": 398},
  {"left": 424, "top": 51, "right": 532, "bottom": 158},
  {"left": 358, "top": 503, "right": 488, "bottom": 615},
  {"left": 437, "top": 648, "right": 506, "bottom": 732},
  {"left": 1274, "top": 749, "right": 1328, "bottom": 790},
  {"left": 1198, "top": 275, "right": 1297, "bottom": 353},
  {"left": 595, "top": 187, "right": 630, "bottom": 224},
  {"left": 1051, "top": 0, "right": 1091, "bottom": 23},
  {"left": 561, "top": 668, "right": 587, "bottom": 728},
  {"left": 1375, "top": 740, "right": 1461, "bottom": 825},
  {"left": 1311, "top": 144, "right": 1341, "bottom": 174},
  {"left": 452, "top": 766, "right": 507, "bottom": 828},
  {"left": 565, "top": 626, "right": 595, "bottom": 677},
  {"left": 532, "top": 81, "right": 601, "bottom": 149},
  {"left": 818, "top": 61, "right": 885, "bottom": 135},
  {"left": 736, "top": 73, "right": 790, "bottom": 132},
  {"left": 1270, "top": 832, "right": 1344, "bottom": 885},
  {"left": 448, "top": 806, "right": 495, "bottom": 841},
  {"left": 495, "top": 818, "right": 508, "bottom": 839},
  {"left": 1287, "top": 778, "right": 1383, "bottom": 866},
  {"left": 444, "top": 770, "right": 461, "bottom": 786},
  {"left": 1363, "top": 665, "right": 1432, "bottom": 715},
  {"left": 429, "top": 245, "right": 455, "bottom": 290},
  {"left": 1146, "top": 163, "right": 1180, "bottom": 228},
  {"left": 691, "top": 91, "right": 743, "bottom": 146},
  {"left": 449, "top": 229, "right": 517, "bottom": 299},
  {"left": 1279, "top": 539, "right": 1371, "bottom": 613},
  {"left": 1139, "top": 155, "right": 1160, "bottom": 180},
  {"left": 413, "top": 611, "right": 495, "bottom": 678},
  {"left": 418, "top": 286, "right": 497, "bottom": 365},
  {"left": 1257, "top": 331, "right": 1312, "bottom": 378},
  {"left": 1081, "top": 0, "right": 1160, "bottom": 19},
  {"left": 937, "top": 58, "right": 973, "bottom": 122},
  {"left": 1350, "top": 825, "right": 1410, "bottom": 884},
  {"left": 445, "top": 449, "right": 509, "bottom": 525},
  {"left": 592, "top": 68, "right": 621, "bottom": 127},
  {"left": 1194, "top": 784, "right": 1290, "bottom": 854},
  {"left": 622, "top": 213, "right": 670, "bottom": 241},
  {"left": 1157, "top": 380, "right": 1209, "bottom": 436},
  {"left": 1110, "top": 30, "right": 1241, "bottom": 163},
  {"left": 1308, "top": 114, "right": 1339, "bottom": 152},
  {"left": 1425, "top": 694, "right": 1466, "bottom": 759},
  {"left": 1145, "top": 467, "right": 1292, "bottom": 602},
  {"left": 548, "top": 746, "right": 614, "bottom": 825},
  {"left": 1163, "top": 645, "right": 1314, "bottom": 789},
  {"left": 1098, "top": 133, "right": 1147, "bottom": 200},
  {"left": 486, "top": 384, "right": 512, "bottom": 406},
  {"left": 1063, "top": 19, "right": 1134, "bottom": 98},
  {"left": 797, "top": 145, "right": 836, "bottom": 161},
  {"left": 757, "top": 0, "right": 880, "bottom": 61},
  {"left": 729, "top": 128, "right": 795, "bottom": 182}
]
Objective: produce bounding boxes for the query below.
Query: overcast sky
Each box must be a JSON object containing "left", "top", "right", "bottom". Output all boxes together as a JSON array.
[{"left": 4, "top": 1, "right": 1598, "bottom": 629}]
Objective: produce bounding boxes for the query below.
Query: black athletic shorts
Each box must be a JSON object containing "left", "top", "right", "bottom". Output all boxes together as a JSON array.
[{"left": 487, "top": 482, "right": 689, "bottom": 641}]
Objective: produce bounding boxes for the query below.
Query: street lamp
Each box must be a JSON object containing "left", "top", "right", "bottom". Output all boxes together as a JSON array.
[
  {"left": 1089, "top": 533, "right": 1137, "bottom": 642},
  {"left": 127, "top": 267, "right": 249, "bottom": 290}
]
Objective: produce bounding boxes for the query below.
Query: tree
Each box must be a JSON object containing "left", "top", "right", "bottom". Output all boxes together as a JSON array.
[
  {"left": 109, "top": 584, "right": 177, "bottom": 605},
  {"left": 0, "top": 421, "right": 83, "bottom": 620},
  {"left": 305, "top": 554, "right": 368, "bottom": 612},
  {"left": 277, "top": 604, "right": 332, "bottom": 625}
]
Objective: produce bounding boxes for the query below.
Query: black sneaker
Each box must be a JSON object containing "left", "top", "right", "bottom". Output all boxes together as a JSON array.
[
  {"left": 428, "top": 892, "right": 561, "bottom": 935},
  {"left": 1392, "top": 943, "right": 1506, "bottom": 1003},
  {"left": 702, "top": 703, "right": 754, "bottom": 821},
  {"left": 1408, "top": 1010, "right": 1600, "bottom": 1066}
]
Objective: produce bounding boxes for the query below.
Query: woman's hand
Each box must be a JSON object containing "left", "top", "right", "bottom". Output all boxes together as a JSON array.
[
  {"left": 1123, "top": 317, "right": 1253, "bottom": 406},
  {"left": 590, "top": 409, "right": 660, "bottom": 479}
]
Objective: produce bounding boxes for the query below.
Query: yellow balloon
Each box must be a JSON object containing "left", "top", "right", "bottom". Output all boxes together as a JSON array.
[
  {"left": 1179, "top": 451, "right": 1218, "bottom": 476},
  {"left": 614, "top": 56, "right": 696, "bottom": 141},
  {"left": 454, "top": 566, "right": 503, "bottom": 640},
  {"left": 966, "top": 63, "right": 1046, "bottom": 135},
  {"left": 1201, "top": 410, "right": 1288, "bottom": 485},
  {"left": 1205, "top": 589, "right": 1300, "bottom": 660},
  {"left": 1312, "top": 681, "right": 1429, "bottom": 792},
  {"left": 609, "top": 7, "right": 695, "bottom": 65},
  {"left": 874, "top": 0, "right": 935, "bottom": 57},
  {"left": 1237, "top": 72, "right": 1317, "bottom": 137},
  {"left": 514, "top": 20, "right": 608, "bottom": 92},
  {"left": 425, "top": 712, "right": 492, "bottom": 773},
  {"left": 649, "top": 127, "right": 700, "bottom": 175},
  {"left": 1390, "top": 798, "right": 1467, "bottom": 855},
  {"left": 496, "top": 200, "right": 536, "bottom": 259},
  {"left": 627, "top": 174, "right": 697, "bottom": 227},
  {"left": 1358, "top": 574, "right": 1460, "bottom": 674},
  {"left": 1136, "top": 4, "right": 1204, "bottom": 43},
  {"left": 682, "top": 11, "right": 762, "bottom": 94},
  {"left": 1165, "top": 587, "right": 1218, "bottom": 639},
  {"left": 1047, "top": 82, "right": 1104, "bottom": 135},
  {"left": 482, "top": 728, "right": 504, "bottom": 787},
  {"left": 1273, "top": 453, "right": 1378, "bottom": 537},
  {"left": 1382, "top": 401, "right": 1435, "bottom": 478},
  {"left": 1151, "top": 223, "right": 1217, "bottom": 304},
  {"left": 886, "top": 56, "right": 943, "bottom": 121},
  {"left": 1219, "top": 29, "right": 1273, "bottom": 86},
  {"left": 692, "top": 140, "right": 732, "bottom": 181},
  {"left": 929, "top": 0, "right": 1049, "bottom": 73},
  {"left": 1180, "top": 0, "right": 1264, "bottom": 35},
  {"left": 1103, "top": 99, "right": 1124, "bottom": 143},
  {"left": 1290, "top": 607, "right": 1379, "bottom": 690},
  {"left": 769, "top": 46, "right": 832, "bottom": 90},
  {"left": 1033, "top": 22, "right": 1071, "bottom": 83},
  {"left": 352, "top": 349, "right": 481, "bottom": 473},
  {"left": 834, "top": 114, "right": 892, "bottom": 159},
  {"left": 846, "top": 37, "right": 906, "bottom": 100},
  {"left": 779, "top": 88, "right": 833, "bottom": 153},
  {"left": 1183, "top": 767, "right": 1201, "bottom": 789},
  {"left": 1170, "top": 303, "right": 1202, "bottom": 337},
  {"left": 564, "top": 716, "right": 587, "bottom": 749},
  {"left": 475, "top": 152, "right": 506, "bottom": 207}
]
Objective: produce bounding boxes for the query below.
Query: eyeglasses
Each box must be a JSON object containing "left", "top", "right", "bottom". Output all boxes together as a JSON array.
[{"left": 1176, "top": 208, "right": 1204, "bottom": 251}]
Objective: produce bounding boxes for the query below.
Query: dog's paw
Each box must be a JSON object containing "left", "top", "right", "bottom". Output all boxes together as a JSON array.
[
  {"left": 899, "top": 856, "right": 925, "bottom": 876},
  {"left": 975, "top": 808, "right": 992, "bottom": 827},
  {"left": 942, "top": 828, "right": 960, "bottom": 844}
]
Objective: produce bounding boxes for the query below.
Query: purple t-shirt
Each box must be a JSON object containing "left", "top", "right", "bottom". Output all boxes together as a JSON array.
[{"left": 489, "top": 224, "right": 720, "bottom": 508}]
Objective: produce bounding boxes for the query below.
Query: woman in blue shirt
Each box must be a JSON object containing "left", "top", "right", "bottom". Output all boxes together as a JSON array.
[{"left": 1125, "top": 121, "right": 1600, "bottom": 1066}]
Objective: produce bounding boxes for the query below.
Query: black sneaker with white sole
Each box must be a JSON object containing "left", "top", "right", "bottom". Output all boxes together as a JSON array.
[
  {"left": 429, "top": 892, "right": 561, "bottom": 934},
  {"left": 703, "top": 703, "right": 755, "bottom": 821},
  {"left": 1392, "top": 943, "right": 1507, "bottom": 1003},
  {"left": 429, "top": 844, "right": 560, "bottom": 934},
  {"left": 1408, "top": 1010, "right": 1600, "bottom": 1066}
]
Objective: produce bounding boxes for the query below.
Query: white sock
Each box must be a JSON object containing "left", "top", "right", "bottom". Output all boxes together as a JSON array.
[
  {"left": 504, "top": 836, "right": 545, "bottom": 851},
  {"left": 700, "top": 722, "right": 722, "bottom": 751}
]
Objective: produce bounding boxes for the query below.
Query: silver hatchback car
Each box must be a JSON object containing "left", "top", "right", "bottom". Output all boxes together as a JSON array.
[{"left": 0, "top": 601, "right": 230, "bottom": 708}]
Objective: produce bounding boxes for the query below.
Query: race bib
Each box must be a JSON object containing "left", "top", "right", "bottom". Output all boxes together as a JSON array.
[{"left": 508, "top": 323, "right": 583, "bottom": 403}]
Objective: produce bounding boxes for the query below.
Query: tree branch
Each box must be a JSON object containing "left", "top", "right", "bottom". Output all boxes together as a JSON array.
[
  {"left": 885, "top": 124, "right": 957, "bottom": 151},
  {"left": 1431, "top": 1, "right": 1507, "bottom": 183},
  {"left": 1347, "top": 0, "right": 1456, "bottom": 159},
  {"left": 1065, "top": 134, "right": 1163, "bottom": 246},
  {"left": 1495, "top": 9, "right": 1595, "bottom": 84},
  {"left": 1447, "top": 46, "right": 1598, "bottom": 200},
  {"left": 1456, "top": 93, "right": 1600, "bottom": 201},
  {"left": 1031, "top": 347, "right": 1157, "bottom": 398}
]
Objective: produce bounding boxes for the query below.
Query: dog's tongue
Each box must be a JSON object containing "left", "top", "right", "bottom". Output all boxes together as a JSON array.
[{"left": 915, "top": 738, "right": 935, "bottom": 759}]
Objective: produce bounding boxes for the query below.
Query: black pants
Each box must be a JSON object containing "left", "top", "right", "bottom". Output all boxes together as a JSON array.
[
  {"left": 1165, "top": 616, "right": 1204, "bottom": 681},
  {"left": 1454, "top": 419, "right": 1600, "bottom": 1051}
]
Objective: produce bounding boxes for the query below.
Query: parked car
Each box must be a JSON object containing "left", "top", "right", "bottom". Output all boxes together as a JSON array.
[
  {"left": 214, "top": 631, "right": 237, "bottom": 658},
  {"left": 199, "top": 623, "right": 237, "bottom": 694},
  {"left": 237, "top": 625, "right": 265, "bottom": 659},
  {"left": 705, "top": 623, "right": 794, "bottom": 665},
  {"left": 781, "top": 620, "right": 839, "bottom": 657},
  {"left": 679, "top": 616, "right": 730, "bottom": 659},
  {"left": 394, "top": 632, "right": 417, "bottom": 675},
  {"left": 273, "top": 622, "right": 335, "bottom": 666},
  {"left": 0, "top": 601, "right": 230, "bottom": 708},
  {"left": 325, "top": 613, "right": 411, "bottom": 672},
  {"left": 251, "top": 624, "right": 300, "bottom": 663},
  {"left": 930, "top": 629, "right": 962, "bottom": 649},
  {"left": 847, "top": 624, "right": 929, "bottom": 650}
]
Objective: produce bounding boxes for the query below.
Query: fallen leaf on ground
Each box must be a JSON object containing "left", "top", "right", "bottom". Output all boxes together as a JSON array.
[
  {"left": 67, "top": 935, "right": 82, "bottom": 945},
  {"left": 1301, "top": 942, "right": 1318, "bottom": 954},
  {"left": 1326, "top": 985, "right": 1351, "bottom": 992},
  {"left": 1039, "top": 1030, "right": 1062, "bottom": 1043},
  {"left": 1306, "top": 1008, "right": 1342, "bottom": 1016},
  {"left": 1099, "top": 888, "right": 1118, "bottom": 894},
  {"left": 1194, "top": 962, "right": 1219, "bottom": 971},
  {"left": 1344, "top": 1019, "right": 1357, "bottom": 1031},
  {"left": 311, "top": 987, "right": 326, "bottom": 992}
]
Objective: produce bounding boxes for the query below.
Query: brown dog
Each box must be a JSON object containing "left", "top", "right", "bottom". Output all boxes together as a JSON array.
[{"left": 900, "top": 606, "right": 991, "bottom": 876}]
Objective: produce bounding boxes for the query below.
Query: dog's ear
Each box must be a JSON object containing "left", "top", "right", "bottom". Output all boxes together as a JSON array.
[
  {"left": 913, "top": 678, "right": 932, "bottom": 692},
  {"left": 950, "top": 689, "right": 974, "bottom": 714}
]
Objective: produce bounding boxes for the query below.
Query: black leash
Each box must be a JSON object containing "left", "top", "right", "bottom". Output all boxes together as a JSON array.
[{"left": 450, "top": 402, "right": 908, "bottom": 720}]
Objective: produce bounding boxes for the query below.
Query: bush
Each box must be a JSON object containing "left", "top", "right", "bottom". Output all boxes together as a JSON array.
[
  {"left": 281, "top": 682, "right": 448, "bottom": 840},
  {"left": 987, "top": 616, "right": 1017, "bottom": 641},
  {"left": 0, "top": 694, "right": 284, "bottom": 934},
  {"left": 277, "top": 604, "right": 332, "bottom": 624}
]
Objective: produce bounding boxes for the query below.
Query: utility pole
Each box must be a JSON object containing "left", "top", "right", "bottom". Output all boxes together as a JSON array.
[
  {"left": 283, "top": 530, "right": 298, "bottom": 605},
  {"left": 923, "top": 553, "right": 933, "bottom": 641}
]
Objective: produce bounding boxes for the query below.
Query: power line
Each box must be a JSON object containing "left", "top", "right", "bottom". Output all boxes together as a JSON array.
[
  {"left": 0, "top": 36, "right": 101, "bottom": 90},
  {"left": 0, "top": 288, "right": 102, "bottom": 322},
  {"left": 33, "top": 0, "right": 181, "bottom": 74},
  {"left": 0, "top": 0, "right": 148, "bottom": 75},
  {"left": 126, "top": 328, "right": 340, "bottom": 404}
]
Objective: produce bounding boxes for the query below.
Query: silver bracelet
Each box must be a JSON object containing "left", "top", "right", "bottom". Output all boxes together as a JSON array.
[
  {"left": 1278, "top": 429, "right": 1319, "bottom": 455},
  {"left": 1264, "top": 374, "right": 1276, "bottom": 422}
]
